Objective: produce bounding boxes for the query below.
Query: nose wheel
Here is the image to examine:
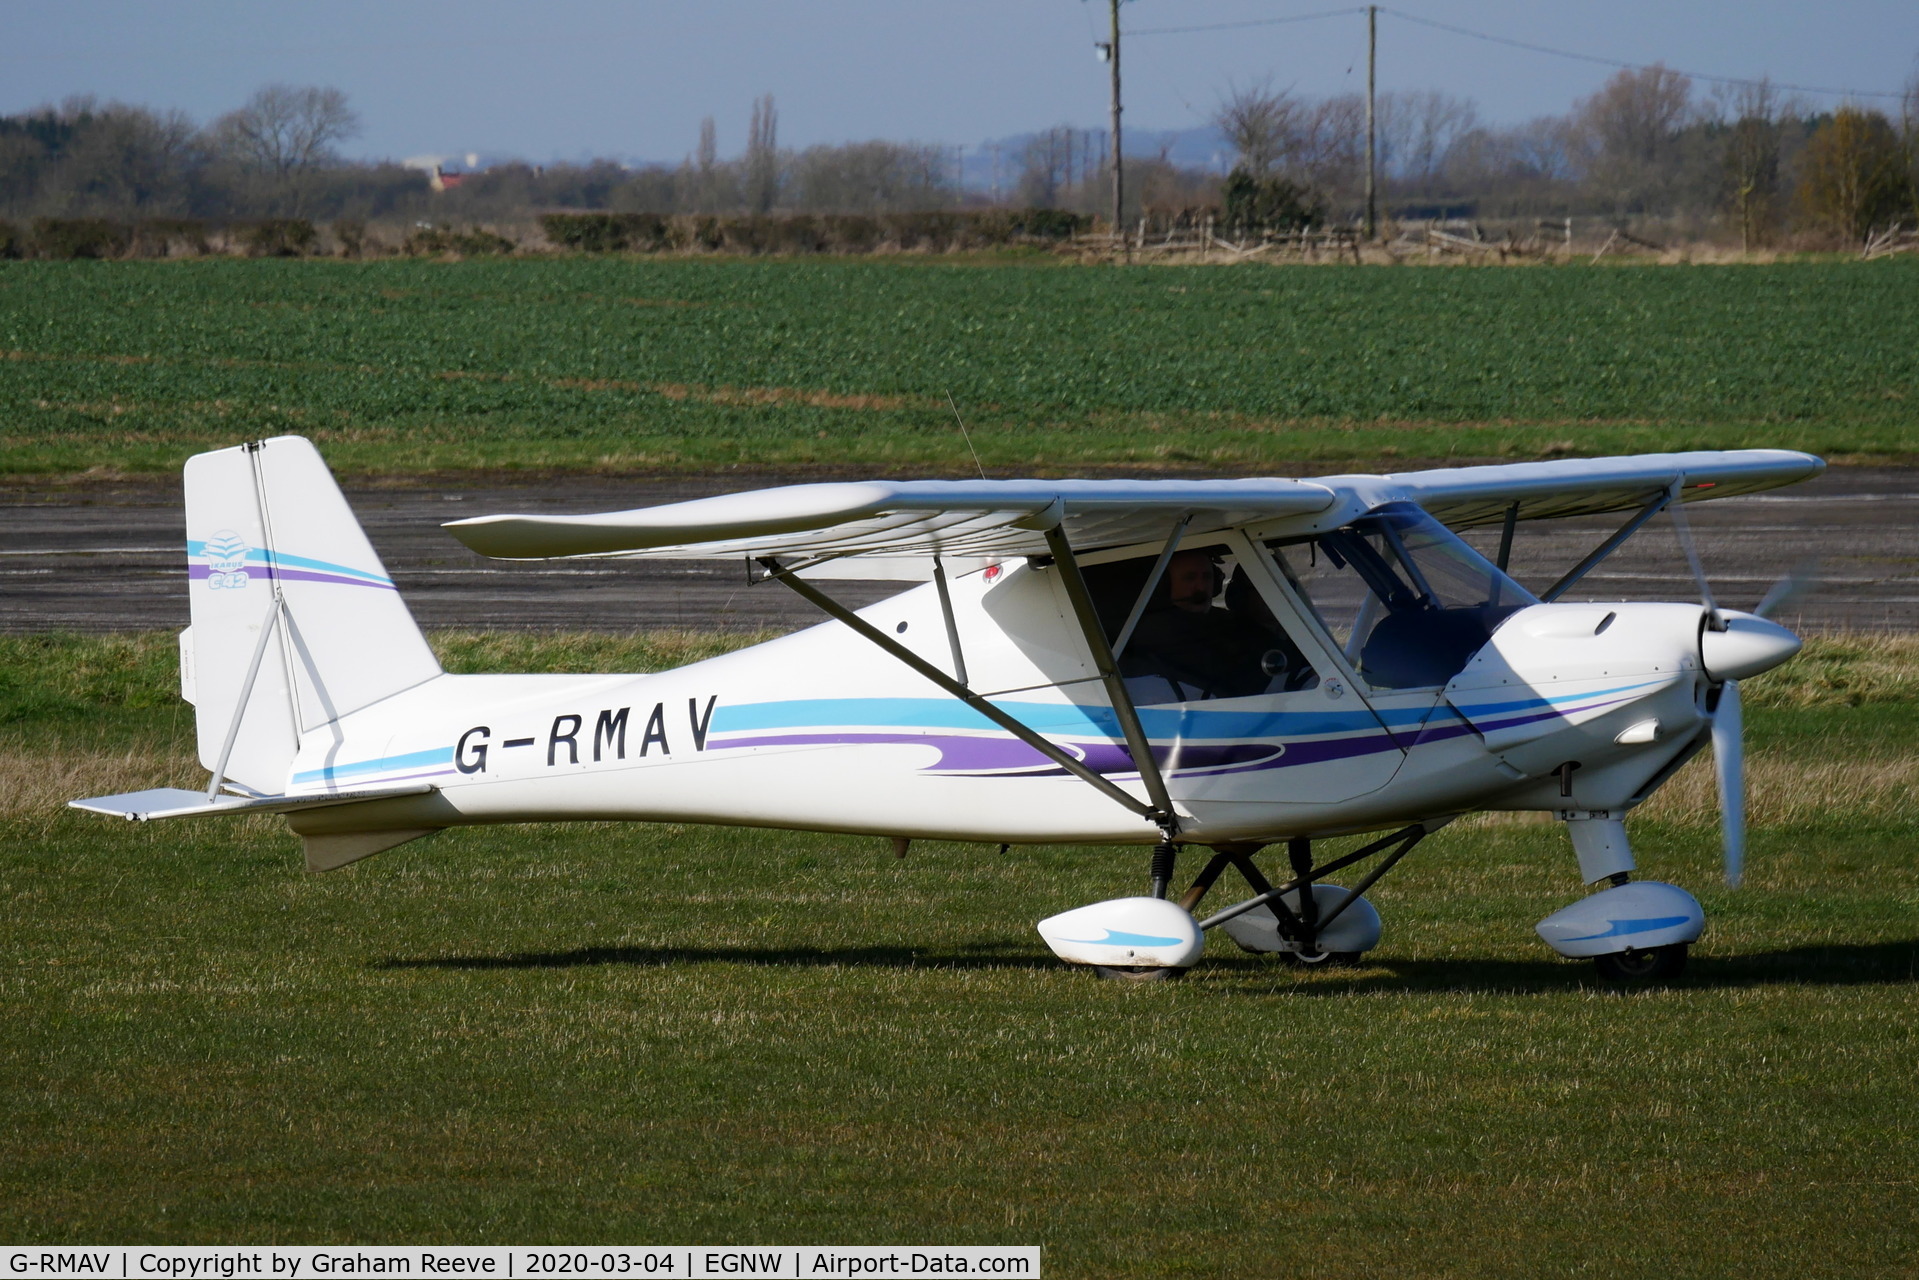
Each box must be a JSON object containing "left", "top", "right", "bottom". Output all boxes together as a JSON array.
[{"left": 1593, "top": 943, "right": 1689, "bottom": 984}]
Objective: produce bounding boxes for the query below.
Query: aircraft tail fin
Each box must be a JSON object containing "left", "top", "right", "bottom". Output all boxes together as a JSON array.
[{"left": 182, "top": 436, "right": 442, "bottom": 794}]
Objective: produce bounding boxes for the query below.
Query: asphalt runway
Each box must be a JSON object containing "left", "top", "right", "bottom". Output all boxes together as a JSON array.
[{"left": 4, "top": 467, "right": 1915, "bottom": 635}]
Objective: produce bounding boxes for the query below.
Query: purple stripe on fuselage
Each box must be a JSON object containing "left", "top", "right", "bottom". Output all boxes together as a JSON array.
[
  {"left": 1442, "top": 690, "right": 1646, "bottom": 744},
  {"left": 288, "top": 766, "right": 457, "bottom": 791},
  {"left": 713, "top": 729, "right": 1319, "bottom": 779},
  {"left": 714, "top": 731, "right": 1078, "bottom": 773}
]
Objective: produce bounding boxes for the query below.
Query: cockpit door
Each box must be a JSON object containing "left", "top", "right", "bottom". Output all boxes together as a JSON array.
[
  {"left": 1116, "top": 530, "right": 1412, "bottom": 809},
  {"left": 1257, "top": 502, "right": 1543, "bottom": 768}
]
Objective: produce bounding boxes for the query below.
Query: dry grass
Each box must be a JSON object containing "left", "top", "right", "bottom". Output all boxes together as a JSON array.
[
  {"left": 1635, "top": 750, "right": 1919, "bottom": 826},
  {"left": 1742, "top": 631, "right": 1919, "bottom": 709},
  {"left": 0, "top": 742, "right": 194, "bottom": 825},
  {"left": 648, "top": 381, "right": 919, "bottom": 411}
]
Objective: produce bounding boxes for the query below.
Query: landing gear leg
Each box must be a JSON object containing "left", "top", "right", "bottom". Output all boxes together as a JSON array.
[
  {"left": 1092, "top": 838, "right": 1186, "bottom": 981},
  {"left": 1194, "top": 827, "right": 1429, "bottom": 963},
  {"left": 1148, "top": 839, "right": 1179, "bottom": 900},
  {"left": 1287, "top": 838, "right": 1319, "bottom": 950}
]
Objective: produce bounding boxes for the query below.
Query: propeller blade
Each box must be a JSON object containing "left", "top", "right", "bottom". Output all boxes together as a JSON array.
[
  {"left": 1754, "top": 559, "right": 1819, "bottom": 620},
  {"left": 1667, "top": 486, "right": 1721, "bottom": 629},
  {"left": 1713, "top": 679, "right": 1745, "bottom": 887}
]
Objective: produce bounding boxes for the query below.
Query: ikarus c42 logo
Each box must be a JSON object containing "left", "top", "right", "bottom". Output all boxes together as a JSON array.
[{"left": 204, "top": 529, "right": 252, "bottom": 589}]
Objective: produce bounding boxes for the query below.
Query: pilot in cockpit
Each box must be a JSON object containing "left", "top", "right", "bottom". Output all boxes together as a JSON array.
[{"left": 1120, "top": 549, "right": 1312, "bottom": 704}]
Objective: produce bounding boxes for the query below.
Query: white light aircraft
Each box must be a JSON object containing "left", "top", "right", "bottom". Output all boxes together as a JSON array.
[{"left": 74, "top": 436, "right": 1822, "bottom": 982}]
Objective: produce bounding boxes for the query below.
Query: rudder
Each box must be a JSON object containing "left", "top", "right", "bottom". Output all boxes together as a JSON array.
[{"left": 182, "top": 436, "right": 441, "bottom": 794}]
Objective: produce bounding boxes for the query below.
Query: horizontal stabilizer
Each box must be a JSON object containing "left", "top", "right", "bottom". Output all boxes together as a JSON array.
[{"left": 70, "top": 784, "right": 435, "bottom": 822}]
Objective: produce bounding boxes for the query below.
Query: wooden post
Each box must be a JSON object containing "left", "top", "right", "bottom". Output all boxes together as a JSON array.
[
  {"left": 1108, "top": 0, "right": 1125, "bottom": 262},
  {"left": 1364, "top": 5, "right": 1377, "bottom": 241}
]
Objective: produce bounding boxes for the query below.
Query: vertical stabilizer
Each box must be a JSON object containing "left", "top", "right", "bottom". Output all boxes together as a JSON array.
[{"left": 184, "top": 436, "right": 441, "bottom": 793}]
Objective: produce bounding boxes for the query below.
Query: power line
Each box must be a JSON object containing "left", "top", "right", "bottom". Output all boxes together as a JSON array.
[
  {"left": 1127, "top": 4, "right": 1906, "bottom": 103},
  {"left": 1127, "top": 7, "right": 1364, "bottom": 38},
  {"left": 1378, "top": 7, "right": 1906, "bottom": 102}
]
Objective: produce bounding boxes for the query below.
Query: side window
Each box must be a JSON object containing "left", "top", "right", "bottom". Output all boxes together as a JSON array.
[
  {"left": 1080, "top": 545, "right": 1319, "bottom": 705},
  {"left": 1266, "top": 503, "right": 1536, "bottom": 690}
]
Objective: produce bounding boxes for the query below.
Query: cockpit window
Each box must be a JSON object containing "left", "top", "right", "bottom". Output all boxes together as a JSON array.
[
  {"left": 1080, "top": 544, "right": 1319, "bottom": 705},
  {"left": 1266, "top": 502, "right": 1536, "bottom": 690}
]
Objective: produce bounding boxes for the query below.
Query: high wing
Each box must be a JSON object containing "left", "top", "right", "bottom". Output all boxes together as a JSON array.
[
  {"left": 445, "top": 478, "right": 1340, "bottom": 560},
  {"left": 1366, "top": 448, "right": 1825, "bottom": 530},
  {"left": 443, "top": 449, "right": 1822, "bottom": 561}
]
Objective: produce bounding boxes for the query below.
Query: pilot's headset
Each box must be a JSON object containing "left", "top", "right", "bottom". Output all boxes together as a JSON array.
[
  {"left": 1153, "top": 549, "right": 1226, "bottom": 609},
  {"left": 1188, "top": 550, "right": 1226, "bottom": 600}
]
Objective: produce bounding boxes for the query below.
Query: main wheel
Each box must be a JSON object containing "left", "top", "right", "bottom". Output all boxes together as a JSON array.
[
  {"left": 1593, "top": 943, "right": 1688, "bottom": 985},
  {"left": 1281, "top": 949, "right": 1364, "bottom": 968},
  {"left": 1093, "top": 965, "right": 1183, "bottom": 982}
]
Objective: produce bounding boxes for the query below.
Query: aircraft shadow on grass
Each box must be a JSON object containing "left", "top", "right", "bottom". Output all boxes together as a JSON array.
[{"left": 378, "top": 938, "right": 1919, "bottom": 992}]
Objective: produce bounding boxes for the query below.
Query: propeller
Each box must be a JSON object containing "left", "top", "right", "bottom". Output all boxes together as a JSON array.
[
  {"left": 1753, "top": 559, "right": 1819, "bottom": 621},
  {"left": 1711, "top": 680, "right": 1745, "bottom": 887},
  {"left": 1665, "top": 484, "right": 1721, "bottom": 630},
  {"left": 1668, "top": 486, "right": 1816, "bottom": 887}
]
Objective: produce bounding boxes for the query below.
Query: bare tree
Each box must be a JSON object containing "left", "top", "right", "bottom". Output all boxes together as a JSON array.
[
  {"left": 789, "top": 140, "right": 953, "bottom": 212},
  {"left": 51, "top": 103, "right": 197, "bottom": 217},
  {"left": 1796, "top": 106, "right": 1910, "bottom": 243},
  {"left": 213, "top": 84, "right": 357, "bottom": 179},
  {"left": 211, "top": 84, "right": 358, "bottom": 214},
  {"left": 698, "top": 116, "right": 718, "bottom": 174},
  {"left": 1212, "top": 78, "right": 1299, "bottom": 177},
  {"left": 1717, "top": 78, "right": 1786, "bottom": 250},
  {"left": 1902, "top": 66, "right": 1919, "bottom": 226},
  {"left": 691, "top": 114, "right": 722, "bottom": 211},
  {"left": 1379, "top": 89, "right": 1478, "bottom": 187},
  {"left": 1018, "top": 127, "right": 1074, "bottom": 207},
  {"left": 0, "top": 97, "right": 195, "bottom": 218},
  {"left": 1507, "top": 115, "right": 1581, "bottom": 184},
  {"left": 1575, "top": 64, "right": 1695, "bottom": 212},
  {"left": 1292, "top": 93, "right": 1367, "bottom": 197},
  {"left": 745, "top": 94, "right": 779, "bottom": 213}
]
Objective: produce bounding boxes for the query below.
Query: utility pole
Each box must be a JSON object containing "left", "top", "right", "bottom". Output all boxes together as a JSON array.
[
  {"left": 1107, "top": 0, "right": 1123, "bottom": 256},
  {"left": 1364, "top": 4, "right": 1377, "bottom": 240}
]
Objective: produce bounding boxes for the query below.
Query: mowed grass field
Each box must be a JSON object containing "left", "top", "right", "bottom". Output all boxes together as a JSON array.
[
  {"left": 5, "top": 632, "right": 1918, "bottom": 1275},
  {"left": 2, "top": 256, "right": 1917, "bottom": 477}
]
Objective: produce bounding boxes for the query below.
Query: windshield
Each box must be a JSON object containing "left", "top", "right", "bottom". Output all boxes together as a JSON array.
[{"left": 1266, "top": 502, "right": 1536, "bottom": 690}]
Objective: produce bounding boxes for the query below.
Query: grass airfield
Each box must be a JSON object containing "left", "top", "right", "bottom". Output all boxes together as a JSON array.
[{"left": 4, "top": 633, "right": 1917, "bottom": 1275}]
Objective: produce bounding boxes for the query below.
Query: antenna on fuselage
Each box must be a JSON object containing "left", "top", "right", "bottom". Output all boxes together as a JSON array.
[{"left": 945, "top": 391, "right": 987, "bottom": 480}]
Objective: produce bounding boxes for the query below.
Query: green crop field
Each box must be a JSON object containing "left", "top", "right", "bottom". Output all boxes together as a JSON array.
[
  {"left": 4, "top": 632, "right": 1917, "bottom": 1274},
  {"left": 2, "top": 256, "right": 1916, "bottom": 478}
]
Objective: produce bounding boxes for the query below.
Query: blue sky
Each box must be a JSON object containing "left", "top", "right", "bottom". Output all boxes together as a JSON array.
[{"left": 4, "top": 1, "right": 1915, "bottom": 165}]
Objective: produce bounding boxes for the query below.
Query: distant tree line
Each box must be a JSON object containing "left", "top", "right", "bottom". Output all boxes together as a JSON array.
[
  {"left": 3, "top": 69, "right": 1916, "bottom": 253},
  {"left": 1184, "top": 66, "right": 1919, "bottom": 244},
  {"left": 0, "top": 88, "right": 965, "bottom": 229}
]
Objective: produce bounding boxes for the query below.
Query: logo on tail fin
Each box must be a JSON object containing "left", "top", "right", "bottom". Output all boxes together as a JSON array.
[{"left": 204, "top": 529, "right": 252, "bottom": 589}]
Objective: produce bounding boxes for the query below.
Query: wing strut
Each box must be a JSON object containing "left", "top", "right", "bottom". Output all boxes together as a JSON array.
[
  {"left": 1039, "top": 524, "right": 1179, "bottom": 838},
  {"left": 206, "top": 597, "right": 284, "bottom": 799},
  {"left": 931, "top": 555, "right": 967, "bottom": 687},
  {"left": 1112, "top": 513, "right": 1191, "bottom": 660},
  {"left": 757, "top": 557, "right": 1164, "bottom": 827},
  {"left": 1540, "top": 489, "right": 1674, "bottom": 602}
]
